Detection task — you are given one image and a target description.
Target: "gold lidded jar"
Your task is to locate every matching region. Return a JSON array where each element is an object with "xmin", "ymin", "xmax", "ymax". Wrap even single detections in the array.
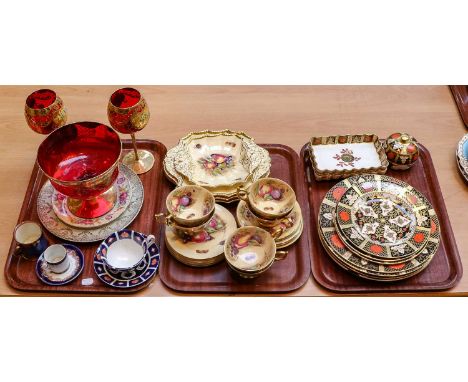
[{"xmin": 384, "ymin": 132, "xmax": 420, "ymax": 170}]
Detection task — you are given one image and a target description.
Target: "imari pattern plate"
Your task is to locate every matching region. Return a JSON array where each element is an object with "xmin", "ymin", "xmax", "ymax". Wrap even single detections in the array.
[
  {"xmin": 334, "ymin": 175, "xmax": 432, "ymax": 261},
  {"xmin": 318, "ymin": 175, "xmax": 441, "ymax": 281},
  {"xmin": 93, "ymin": 236, "xmax": 160, "ymax": 289}
]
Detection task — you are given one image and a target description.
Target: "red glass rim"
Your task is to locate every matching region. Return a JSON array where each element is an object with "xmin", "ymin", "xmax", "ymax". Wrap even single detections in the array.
[
  {"xmin": 110, "ymin": 87, "xmax": 142, "ymax": 109},
  {"xmin": 37, "ymin": 121, "xmax": 122, "ymax": 185},
  {"xmin": 26, "ymin": 89, "xmax": 57, "ymax": 109}
]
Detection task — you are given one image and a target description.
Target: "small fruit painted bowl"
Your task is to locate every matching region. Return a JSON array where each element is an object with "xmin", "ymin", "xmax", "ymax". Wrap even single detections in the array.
[
  {"xmin": 224, "ymin": 226, "xmax": 287, "ymax": 278},
  {"xmin": 156, "ymin": 185, "xmax": 215, "ymax": 228},
  {"xmin": 237, "ymin": 178, "xmax": 296, "ymax": 220}
]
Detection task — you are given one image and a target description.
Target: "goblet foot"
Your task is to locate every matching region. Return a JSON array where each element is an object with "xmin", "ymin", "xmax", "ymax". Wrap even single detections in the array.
[
  {"xmin": 66, "ymin": 184, "xmax": 118, "ymax": 219},
  {"xmin": 122, "ymin": 149, "xmax": 155, "ymax": 175}
]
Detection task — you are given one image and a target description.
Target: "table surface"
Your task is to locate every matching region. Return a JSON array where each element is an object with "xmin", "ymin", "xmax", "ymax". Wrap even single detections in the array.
[{"xmin": 1, "ymin": 85, "xmax": 466, "ymax": 296}]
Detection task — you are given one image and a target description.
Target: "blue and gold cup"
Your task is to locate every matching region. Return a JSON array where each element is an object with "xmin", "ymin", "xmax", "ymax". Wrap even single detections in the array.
[{"xmin": 14, "ymin": 221, "xmax": 48, "ymax": 259}]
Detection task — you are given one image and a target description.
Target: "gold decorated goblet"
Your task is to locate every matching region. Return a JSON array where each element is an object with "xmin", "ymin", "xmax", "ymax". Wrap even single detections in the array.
[
  {"xmin": 107, "ymin": 87, "xmax": 154, "ymax": 175},
  {"xmin": 25, "ymin": 89, "xmax": 67, "ymax": 134}
]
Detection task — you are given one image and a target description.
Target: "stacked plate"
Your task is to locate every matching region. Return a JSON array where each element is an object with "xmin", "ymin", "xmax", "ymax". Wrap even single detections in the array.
[
  {"xmin": 163, "ymin": 130, "xmax": 271, "ymax": 202},
  {"xmin": 164, "ymin": 204, "xmax": 238, "ymax": 267},
  {"xmin": 318, "ymin": 174, "xmax": 441, "ymax": 281},
  {"xmin": 236, "ymin": 200, "xmax": 303, "ymax": 249},
  {"xmin": 456, "ymin": 134, "xmax": 468, "ymax": 183}
]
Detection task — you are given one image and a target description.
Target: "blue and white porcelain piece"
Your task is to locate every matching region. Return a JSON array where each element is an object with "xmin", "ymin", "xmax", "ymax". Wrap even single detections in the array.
[
  {"xmin": 94, "ymin": 230, "xmax": 160, "ymax": 289},
  {"xmin": 36, "ymin": 244, "xmax": 84, "ymax": 286}
]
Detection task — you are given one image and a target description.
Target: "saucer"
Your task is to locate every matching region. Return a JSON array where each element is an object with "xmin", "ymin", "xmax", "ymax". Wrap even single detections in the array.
[
  {"xmin": 36, "ymin": 244, "xmax": 84, "ymax": 286},
  {"xmin": 51, "ymin": 168, "xmax": 132, "ymax": 229},
  {"xmin": 165, "ymin": 204, "xmax": 237, "ymax": 267},
  {"xmin": 93, "ymin": 236, "xmax": 160, "ymax": 289},
  {"xmin": 37, "ymin": 164, "xmax": 144, "ymax": 243},
  {"xmin": 236, "ymin": 200, "xmax": 303, "ymax": 248}
]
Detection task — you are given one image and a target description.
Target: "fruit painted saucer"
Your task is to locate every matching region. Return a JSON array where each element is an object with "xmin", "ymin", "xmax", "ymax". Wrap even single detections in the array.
[
  {"xmin": 236, "ymin": 200, "xmax": 303, "ymax": 248},
  {"xmin": 36, "ymin": 244, "xmax": 84, "ymax": 286},
  {"xmin": 52, "ymin": 167, "xmax": 132, "ymax": 229},
  {"xmin": 165, "ymin": 204, "xmax": 237, "ymax": 267},
  {"xmin": 93, "ymin": 236, "xmax": 160, "ymax": 289}
]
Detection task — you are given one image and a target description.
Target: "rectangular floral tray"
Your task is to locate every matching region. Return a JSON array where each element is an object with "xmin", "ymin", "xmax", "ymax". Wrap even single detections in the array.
[
  {"xmin": 309, "ymin": 134, "xmax": 389, "ymax": 181},
  {"xmin": 4, "ymin": 140, "xmax": 167, "ymax": 294},
  {"xmin": 301, "ymin": 142, "xmax": 463, "ymax": 293},
  {"xmin": 158, "ymin": 144, "xmax": 312, "ymax": 293}
]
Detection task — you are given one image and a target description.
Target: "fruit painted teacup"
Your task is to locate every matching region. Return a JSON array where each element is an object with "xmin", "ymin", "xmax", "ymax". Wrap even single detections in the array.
[
  {"xmin": 156, "ymin": 185, "xmax": 215, "ymax": 228},
  {"xmin": 237, "ymin": 178, "xmax": 296, "ymax": 220},
  {"xmin": 224, "ymin": 226, "xmax": 288, "ymax": 278}
]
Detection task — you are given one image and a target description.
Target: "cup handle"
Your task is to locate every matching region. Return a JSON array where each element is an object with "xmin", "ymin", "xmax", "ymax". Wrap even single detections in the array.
[
  {"xmin": 237, "ymin": 186, "xmax": 248, "ymax": 202},
  {"xmin": 274, "ymin": 251, "xmax": 288, "ymax": 261},
  {"xmin": 270, "ymin": 225, "xmax": 285, "ymax": 239},
  {"xmin": 144, "ymin": 234, "xmax": 156, "ymax": 248},
  {"xmin": 14, "ymin": 246, "xmax": 33, "ymax": 261},
  {"xmin": 154, "ymin": 213, "xmax": 174, "ymax": 226}
]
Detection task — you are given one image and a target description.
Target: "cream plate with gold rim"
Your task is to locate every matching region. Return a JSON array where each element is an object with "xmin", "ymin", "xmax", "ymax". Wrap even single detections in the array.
[
  {"xmin": 165, "ymin": 204, "xmax": 237, "ymax": 266},
  {"xmin": 163, "ymin": 130, "xmax": 271, "ymax": 202}
]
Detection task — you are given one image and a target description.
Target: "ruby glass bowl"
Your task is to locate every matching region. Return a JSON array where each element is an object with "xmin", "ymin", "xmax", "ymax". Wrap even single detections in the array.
[{"xmin": 37, "ymin": 122, "xmax": 122, "ymax": 218}]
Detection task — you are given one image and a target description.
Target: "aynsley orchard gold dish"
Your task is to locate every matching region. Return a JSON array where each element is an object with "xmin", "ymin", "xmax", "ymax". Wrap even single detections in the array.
[
  {"xmin": 163, "ymin": 130, "xmax": 271, "ymax": 202},
  {"xmin": 224, "ymin": 226, "xmax": 288, "ymax": 278},
  {"xmin": 156, "ymin": 185, "xmax": 216, "ymax": 228},
  {"xmin": 237, "ymin": 177, "xmax": 296, "ymax": 220}
]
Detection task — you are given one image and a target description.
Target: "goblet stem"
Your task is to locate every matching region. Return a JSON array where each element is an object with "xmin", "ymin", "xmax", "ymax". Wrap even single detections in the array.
[{"xmin": 131, "ymin": 133, "xmax": 140, "ymax": 160}]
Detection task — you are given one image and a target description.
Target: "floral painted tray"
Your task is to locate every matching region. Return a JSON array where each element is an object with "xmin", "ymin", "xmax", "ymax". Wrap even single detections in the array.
[{"xmin": 308, "ymin": 134, "xmax": 388, "ymax": 181}]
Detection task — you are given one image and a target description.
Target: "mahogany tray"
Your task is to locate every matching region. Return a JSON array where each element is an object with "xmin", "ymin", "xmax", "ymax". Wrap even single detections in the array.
[
  {"xmin": 159, "ymin": 144, "xmax": 312, "ymax": 293},
  {"xmin": 4, "ymin": 140, "xmax": 167, "ymax": 294},
  {"xmin": 301, "ymin": 142, "xmax": 463, "ymax": 293},
  {"xmin": 450, "ymin": 85, "xmax": 468, "ymax": 128}
]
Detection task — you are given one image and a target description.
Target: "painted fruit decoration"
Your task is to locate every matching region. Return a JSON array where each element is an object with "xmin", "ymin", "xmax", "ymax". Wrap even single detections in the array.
[
  {"xmin": 177, "ymin": 215, "xmax": 225, "ymax": 244},
  {"xmin": 230, "ymin": 232, "xmax": 263, "ymax": 256},
  {"xmin": 384, "ymin": 132, "xmax": 420, "ymax": 170},
  {"xmin": 171, "ymin": 193, "xmax": 192, "ymax": 213},
  {"xmin": 198, "ymin": 154, "xmax": 234, "ymax": 175},
  {"xmin": 258, "ymin": 183, "xmax": 283, "ymax": 201}
]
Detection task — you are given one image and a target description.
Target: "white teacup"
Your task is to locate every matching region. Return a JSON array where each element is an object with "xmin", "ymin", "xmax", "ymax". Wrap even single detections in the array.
[
  {"xmin": 99, "ymin": 230, "xmax": 156, "ymax": 273},
  {"xmin": 43, "ymin": 244, "xmax": 70, "ymax": 274}
]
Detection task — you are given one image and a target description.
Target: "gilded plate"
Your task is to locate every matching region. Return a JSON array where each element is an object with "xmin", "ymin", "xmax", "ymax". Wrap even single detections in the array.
[
  {"xmin": 51, "ymin": 167, "xmax": 132, "ymax": 229},
  {"xmin": 335, "ymin": 175, "xmax": 432, "ymax": 260},
  {"xmin": 165, "ymin": 204, "xmax": 237, "ymax": 266},
  {"xmin": 236, "ymin": 200, "xmax": 303, "ymax": 248},
  {"xmin": 163, "ymin": 130, "xmax": 270, "ymax": 201},
  {"xmin": 37, "ymin": 164, "xmax": 144, "ymax": 243},
  {"xmin": 318, "ymin": 177, "xmax": 440, "ymax": 280}
]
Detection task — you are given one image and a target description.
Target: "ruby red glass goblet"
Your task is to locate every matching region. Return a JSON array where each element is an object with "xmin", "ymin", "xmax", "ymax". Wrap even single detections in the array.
[
  {"xmin": 25, "ymin": 89, "xmax": 67, "ymax": 134},
  {"xmin": 107, "ymin": 87, "xmax": 154, "ymax": 175},
  {"xmin": 37, "ymin": 122, "xmax": 122, "ymax": 219}
]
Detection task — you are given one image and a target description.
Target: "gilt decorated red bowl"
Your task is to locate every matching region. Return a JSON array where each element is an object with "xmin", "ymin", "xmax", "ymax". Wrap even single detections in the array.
[{"xmin": 37, "ymin": 122, "xmax": 122, "ymax": 200}]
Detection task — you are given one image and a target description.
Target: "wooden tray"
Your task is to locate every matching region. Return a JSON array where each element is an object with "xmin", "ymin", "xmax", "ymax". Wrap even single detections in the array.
[
  {"xmin": 159, "ymin": 144, "xmax": 312, "ymax": 293},
  {"xmin": 4, "ymin": 140, "xmax": 167, "ymax": 294},
  {"xmin": 450, "ymin": 85, "xmax": 468, "ymax": 128},
  {"xmin": 301, "ymin": 143, "xmax": 463, "ymax": 293}
]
